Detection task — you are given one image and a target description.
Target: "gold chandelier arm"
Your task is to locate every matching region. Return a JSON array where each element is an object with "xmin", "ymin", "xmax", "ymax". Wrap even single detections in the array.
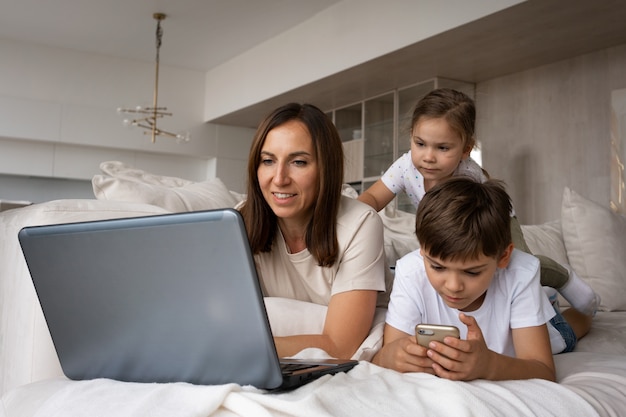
[{"xmin": 151, "ymin": 13, "xmax": 165, "ymax": 143}]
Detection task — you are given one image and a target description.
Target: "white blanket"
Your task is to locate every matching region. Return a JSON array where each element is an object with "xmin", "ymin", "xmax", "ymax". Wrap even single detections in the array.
[
  {"xmin": 1, "ymin": 362, "xmax": 600, "ymax": 417},
  {"xmin": 5, "ymin": 306, "xmax": 626, "ymax": 417}
]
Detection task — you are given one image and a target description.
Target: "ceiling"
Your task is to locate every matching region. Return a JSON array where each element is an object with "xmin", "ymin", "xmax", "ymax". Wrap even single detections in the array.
[
  {"xmin": 0, "ymin": 0, "xmax": 340, "ymax": 71},
  {"xmin": 214, "ymin": 0, "xmax": 626, "ymax": 126},
  {"xmin": 2, "ymin": 0, "xmax": 626, "ymax": 128}
]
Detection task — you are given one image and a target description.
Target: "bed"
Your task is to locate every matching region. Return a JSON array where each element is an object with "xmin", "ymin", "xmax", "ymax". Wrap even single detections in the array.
[{"xmin": 1, "ymin": 162, "xmax": 625, "ymax": 417}]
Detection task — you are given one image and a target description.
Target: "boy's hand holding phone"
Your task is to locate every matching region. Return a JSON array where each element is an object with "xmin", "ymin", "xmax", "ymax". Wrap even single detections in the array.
[
  {"xmin": 415, "ymin": 324, "xmax": 460, "ymax": 347},
  {"xmin": 423, "ymin": 314, "xmax": 497, "ymax": 381}
]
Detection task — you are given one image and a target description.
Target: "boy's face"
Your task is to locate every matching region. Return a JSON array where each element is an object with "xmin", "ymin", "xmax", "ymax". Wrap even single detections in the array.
[{"xmin": 420, "ymin": 244, "xmax": 513, "ymax": 312}]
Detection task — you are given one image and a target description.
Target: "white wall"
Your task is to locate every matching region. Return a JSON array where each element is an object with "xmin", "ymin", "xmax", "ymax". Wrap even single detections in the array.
[
  {"xmin": 203, "ymin": 0, "xmax": 524, "ymax": 121},
  {"xmin": 477, "ymin": 44, "xmax": 626, "ymax": 224},
  {"xmin": 611, "ymin": 88, "xmax": 626, "ymax": 214},
  {"xmin": 0, "ymin": 39, "xmax": 254, "ymax": 197},
  {"xmin": 0, "ymin": 174, "xmax": 93, "ymax": 204},
  {"xmin": 0, "ymin": 0, "xmax": 525, "ymax": 200}
]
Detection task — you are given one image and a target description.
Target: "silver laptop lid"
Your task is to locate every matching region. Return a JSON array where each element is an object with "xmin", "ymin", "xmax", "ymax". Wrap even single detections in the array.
[{"xmin": 19, "ymin": 208, "xmax": 284, "ymax": 388}]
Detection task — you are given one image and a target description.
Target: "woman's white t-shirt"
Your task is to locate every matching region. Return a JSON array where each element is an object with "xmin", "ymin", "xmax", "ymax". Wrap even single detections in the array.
[{"xmin": 254, "ymin": 196, "xmax": 390, "ymax": 306}]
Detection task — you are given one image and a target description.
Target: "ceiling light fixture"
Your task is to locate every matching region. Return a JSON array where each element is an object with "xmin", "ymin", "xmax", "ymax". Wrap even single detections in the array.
[{"xmin": 117, "ymin": 13, "xmax": 190, "ymax": 144}]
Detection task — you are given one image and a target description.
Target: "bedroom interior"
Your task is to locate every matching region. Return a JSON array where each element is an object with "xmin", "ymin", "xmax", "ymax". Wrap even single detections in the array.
[
  {"xmin": 1, "ymin": 0, "xmax": 626, "ymax": 416},
  {"xmin": 1, "ymin": 162, "xmax": 625, "ymax": 416},
  {"xmin": 0, "ymin": 0, "xmax": 625, "ymax": 223}
]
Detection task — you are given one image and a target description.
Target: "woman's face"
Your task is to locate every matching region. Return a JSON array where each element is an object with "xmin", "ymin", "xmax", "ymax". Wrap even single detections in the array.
[{"xmin": 257, "ymin": 119, "xmax": 320, "ymax": 226}]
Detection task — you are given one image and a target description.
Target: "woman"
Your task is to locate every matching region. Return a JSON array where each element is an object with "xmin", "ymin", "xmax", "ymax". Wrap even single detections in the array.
[{"xmin": 238, "ymin": 103, "xmax": 389, "ymax": 359}]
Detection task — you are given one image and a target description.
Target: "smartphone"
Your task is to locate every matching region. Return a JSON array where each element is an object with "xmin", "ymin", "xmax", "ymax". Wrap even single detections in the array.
[{"xmin": 415, "ymin": 324, "xmax": 460, "ymax": 347}]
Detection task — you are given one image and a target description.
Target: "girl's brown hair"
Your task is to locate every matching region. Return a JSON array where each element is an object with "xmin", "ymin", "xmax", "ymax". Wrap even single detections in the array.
[{"xmin": 410, "ymin": 88, "xmax": 476, "ymax": 151}]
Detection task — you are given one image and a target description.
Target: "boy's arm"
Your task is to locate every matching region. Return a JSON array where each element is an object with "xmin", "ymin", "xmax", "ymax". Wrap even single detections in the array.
[
  {"xmin": 502, "ymin": 324, "xmax": 556, "ymax": 380},
  {"xmin": 371, "ymin": 323, "xmax": 435, "ymax": 374},
  {"xmin": 427, "ymin": 314, "xmax": 556, "ymax": 381},
  {"xmin": 358, "ymin": 179, "xmax": 396, "ymax": 212}
]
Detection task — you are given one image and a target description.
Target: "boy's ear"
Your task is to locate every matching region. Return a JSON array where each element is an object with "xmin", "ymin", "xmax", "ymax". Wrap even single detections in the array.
[{"xmin": 497, "ymin": 243, "xmax": 515, "ymax": 268}]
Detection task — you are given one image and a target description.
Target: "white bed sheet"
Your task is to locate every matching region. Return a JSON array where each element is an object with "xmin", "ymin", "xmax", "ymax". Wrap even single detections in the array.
[
  {"xmin": 2, "ymin": 314, "xmax": 624, "ymax": 417},
  {"xmin": 0, "ymin": 361, "xmax": 604, "ymax": 417},
  {"xmin": 556, "ymin": 352, "xmax": 626, "ymax": 417}
]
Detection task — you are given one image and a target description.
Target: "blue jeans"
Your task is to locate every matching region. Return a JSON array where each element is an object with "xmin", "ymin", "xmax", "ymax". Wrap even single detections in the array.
[{"xmin": 550, "ymin": 307, "xmax": 577, "ymax": 353}]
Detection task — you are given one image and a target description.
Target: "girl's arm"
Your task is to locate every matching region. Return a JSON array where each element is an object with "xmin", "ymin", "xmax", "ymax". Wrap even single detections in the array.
[
  {"xmin": 426, "ymin": 314, "xmax": 556, "ymax": 381},
  {"xmin": 358, "ymin": 179, "xmax": 396, "ymax": 212}
]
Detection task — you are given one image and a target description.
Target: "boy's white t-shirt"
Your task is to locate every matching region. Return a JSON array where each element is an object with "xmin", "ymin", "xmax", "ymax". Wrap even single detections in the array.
[
  {"xmin": 385, "ymin": 248, "xmax": 555, "ymax": 357},
  {"xmin": 380, "ymin": 151, "xmax": 486, "ymax": 208}
]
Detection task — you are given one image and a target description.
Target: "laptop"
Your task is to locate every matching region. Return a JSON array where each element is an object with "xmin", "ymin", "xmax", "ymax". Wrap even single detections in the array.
[{"xmin": 18, "ymin": 208, "xmax": 358, "ymax": 390}]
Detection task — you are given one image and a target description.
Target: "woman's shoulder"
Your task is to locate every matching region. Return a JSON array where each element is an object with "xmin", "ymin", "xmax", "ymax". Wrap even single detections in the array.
[
  {"xmin": 339, "ymin": 194, "xmax": 378, "ymax": 215},
  {"xmin": 336, "ymin": 195, "xmax": 383, "ymax": 229}
]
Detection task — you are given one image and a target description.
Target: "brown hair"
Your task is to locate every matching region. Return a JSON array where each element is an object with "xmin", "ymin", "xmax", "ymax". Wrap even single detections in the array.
[
  {"xmin": 415, "ymin": 177, "xmax": 512, "ymax": 261},
  {"xmin": 410, "ymin": 88, "xmax": 476, "ymax": 152},
  {"xmin": 239, "ymin": 103, "xmax": 344, "ymax": 267}
]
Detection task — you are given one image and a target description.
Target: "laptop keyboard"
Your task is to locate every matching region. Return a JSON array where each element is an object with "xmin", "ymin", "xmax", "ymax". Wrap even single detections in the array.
[{"xmin": 280, "ymin": 362, "xmax": 318, "ymax": 375}]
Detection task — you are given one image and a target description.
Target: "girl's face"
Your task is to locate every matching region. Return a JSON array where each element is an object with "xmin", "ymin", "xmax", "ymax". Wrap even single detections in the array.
[
  {"xmin": 410, "ymin": 117, "xmax": 471, "ymax": 190},
  {"xmin": 257, "ymin": 119, "xmax": 319, "ymax": 227}
]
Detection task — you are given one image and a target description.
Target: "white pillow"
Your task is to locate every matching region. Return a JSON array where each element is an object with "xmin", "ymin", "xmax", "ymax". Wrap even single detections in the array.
[
  {"xmin": 521, "ymin": 220, "xmax": 569, "ymax": 267},
  {"xmin": 264, "ymin": 297, "xmax": 385, "ymax": 361},
  {"xmin": 561, "ymin": 187, "xmax": 626, "ymax": 311},
  {"xmin": 264, "ymin": 297, "xmax": 326, "ymax": 337},
  {"xmin": 378, "ymin": 205, "xmax": 419, "ymax": 268},
  {"xmin": 92, "ymin": 174, "xmax": 240, "ymax": 213},
  {"xmin": 98, "ymin": 161, "xmax": 191, "ymax": 187}
]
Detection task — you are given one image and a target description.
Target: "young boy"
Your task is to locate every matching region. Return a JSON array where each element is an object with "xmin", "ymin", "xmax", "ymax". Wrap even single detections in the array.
[{"xmin": 372, "ymin": 177, "xmax": 569, "ymax": 381}]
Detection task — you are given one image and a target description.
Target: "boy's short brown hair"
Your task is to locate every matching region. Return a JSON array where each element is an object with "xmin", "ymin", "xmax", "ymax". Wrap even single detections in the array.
[{"xmin": 415, "ymin": 177, "xmax": 512, "ymax": 261}]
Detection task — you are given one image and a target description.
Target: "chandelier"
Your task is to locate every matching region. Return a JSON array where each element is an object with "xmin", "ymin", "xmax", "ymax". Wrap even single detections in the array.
[{"xmin": 117, "ymin": 13, "xmax": 190, "ymax": 144}]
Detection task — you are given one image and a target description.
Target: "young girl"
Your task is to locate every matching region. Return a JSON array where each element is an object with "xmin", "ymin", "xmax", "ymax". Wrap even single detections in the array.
[{"xmin": 358, "ymin": 88, "xmax": 599, "ymax": 325}]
